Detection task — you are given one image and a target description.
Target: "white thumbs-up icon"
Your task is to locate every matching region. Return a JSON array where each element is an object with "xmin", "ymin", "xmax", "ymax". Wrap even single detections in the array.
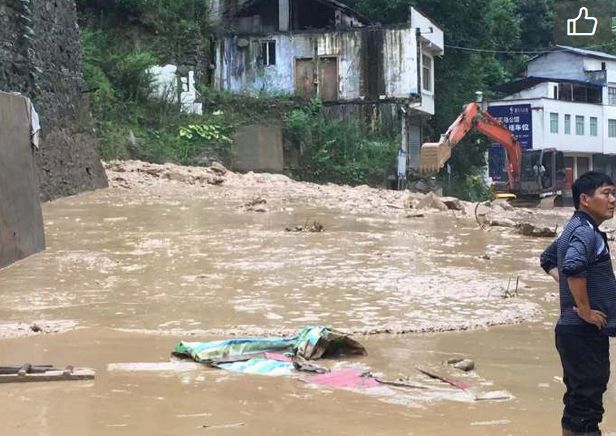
[{"xmin": 567, "ymin": 6, "xmax": 598, "ymax": 36}]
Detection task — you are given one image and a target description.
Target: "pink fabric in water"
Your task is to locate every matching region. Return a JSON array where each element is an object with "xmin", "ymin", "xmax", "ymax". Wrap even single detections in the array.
[
  {"xmin": 305, "ymin": 368, "xmax": 380, "ymax": 389},
  {"xmin": 263, "ymin": 352, "xmax": 293, "ymax": 362}
]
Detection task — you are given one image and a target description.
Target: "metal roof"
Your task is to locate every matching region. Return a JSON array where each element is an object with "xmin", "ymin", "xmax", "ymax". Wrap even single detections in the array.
[
  {"xmin": 529, "ymin": 45, "xmax": 616, "ymax": 62},
  {"xmin": 494, "ymin": 76, "xmax": 603, "ymax": 95}
]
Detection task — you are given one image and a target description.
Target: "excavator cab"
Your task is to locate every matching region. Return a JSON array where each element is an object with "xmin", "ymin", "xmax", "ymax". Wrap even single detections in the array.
[{"xmin": 518, "ymin": 149, "xmax": 566, "ymax": 196}]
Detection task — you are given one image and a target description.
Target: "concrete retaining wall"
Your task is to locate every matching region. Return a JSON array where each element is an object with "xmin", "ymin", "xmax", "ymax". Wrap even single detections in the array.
[
  {"xmin": 233, "ymin": 125, "xmax": 284, "ymax": 173},
  {"xmin": 0, "ymin": 92, "xmax": 45, "ymax": 268}
]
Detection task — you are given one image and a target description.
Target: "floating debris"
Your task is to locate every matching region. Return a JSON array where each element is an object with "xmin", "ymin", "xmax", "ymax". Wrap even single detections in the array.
[
  {"xmin": 515, "ymin": 223, "xmax": 557, "ymax": 238},
  {"xmin": 446, "ymin": 358, "xmax": 475, "ymax": 372},
  {"xmin": 243, "ymin": 197, "xmax": 268, "ymax": 213},
  {"xmin": 0, "ymin": 364, "xmax": 95, "ymax": 383},
  {"xmin": 285, "ymin": 221, "xmax": 324, "ymax": 232}
]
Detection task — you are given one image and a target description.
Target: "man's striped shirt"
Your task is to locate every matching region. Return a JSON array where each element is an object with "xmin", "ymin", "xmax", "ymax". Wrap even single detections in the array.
[{"xmin": 540, "ymin": 211, "xmax": 616, "ymax": 336}]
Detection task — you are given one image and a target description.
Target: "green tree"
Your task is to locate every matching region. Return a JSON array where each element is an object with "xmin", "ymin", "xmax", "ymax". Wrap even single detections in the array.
[{"xmin": 517, "ymin": 0, "xmax": 554, "ymax": 51}]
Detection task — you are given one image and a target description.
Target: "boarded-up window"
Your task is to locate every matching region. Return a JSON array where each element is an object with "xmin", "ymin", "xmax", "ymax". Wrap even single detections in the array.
[
  {"xmin": 260, "ymin": 41, "xmax": 276, "ymax": 66},
  {"xmin": 295, "ymin": 57, "xmax": 338, "ymax": 101},
  {"xmin": 295, "ymin": 59, "xmax": 316, "ymax": 99},
  {"xmin": 318, "ymin": 57, "xmax": 338, "ymax": 102}
]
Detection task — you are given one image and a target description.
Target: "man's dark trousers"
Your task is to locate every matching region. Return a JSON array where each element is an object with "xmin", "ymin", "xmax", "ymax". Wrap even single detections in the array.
[{"xmin": 556, "ymin": 332, "xmax": 610, "ymax": 434}]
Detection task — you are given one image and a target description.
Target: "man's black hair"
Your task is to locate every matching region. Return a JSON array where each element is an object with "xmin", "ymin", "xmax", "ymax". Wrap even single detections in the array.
[{"xmin": 572, "ymin": 171, "xmax": 614, "ymax": 210}]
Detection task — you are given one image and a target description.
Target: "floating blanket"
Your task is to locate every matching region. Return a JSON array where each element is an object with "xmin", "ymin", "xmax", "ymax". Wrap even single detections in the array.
[
  {"xmin": 174, "ymin": 326, "xmax": 366, "ymax": 365},
  {"xmin": 174, "ymin": 337, "xmax": 292, "ymax": 363}
]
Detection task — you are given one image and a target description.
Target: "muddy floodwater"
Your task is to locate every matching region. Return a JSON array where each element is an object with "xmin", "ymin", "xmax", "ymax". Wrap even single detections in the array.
[{"xmin": 2, "ymin": 162, "xmax": 616, "ymax": 435}]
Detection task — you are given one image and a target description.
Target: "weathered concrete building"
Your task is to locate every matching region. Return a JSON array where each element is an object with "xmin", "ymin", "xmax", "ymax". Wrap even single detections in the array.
[
  {"xmin": 0, "ymin": 0, "xmax": 108, "ymax": 201},
  {"xmin": 211, "ymin": 0, "xmax": 444, "ymax": 175}
]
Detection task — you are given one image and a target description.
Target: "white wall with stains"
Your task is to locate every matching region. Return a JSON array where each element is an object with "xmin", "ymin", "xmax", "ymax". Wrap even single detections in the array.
[{"xmin": 214, "ymin": 26, "xmax": 430, "ymax": 111}]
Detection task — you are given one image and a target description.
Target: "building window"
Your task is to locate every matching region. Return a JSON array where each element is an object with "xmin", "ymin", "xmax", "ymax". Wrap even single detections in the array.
[
  {"xmin": 260, "ymin": 41, "xmax": 276, "ymax": 66},
  {"xmin": 564, "ymin": 114, "xmax": 571, "ymax": 134},
  {"xmin": 553, "ymin": 86, "xmax": 558, "ymax": 99},
  {"xmin": 609, "ymin": 87, "xmax": 616, "ymax": 105},
  {"xmin": 422, "ymin": 54, "xmax": 432, "ymax": 92},
  {"xmin": 609, "ymin": 119, "xmax": 616, "ymax": 137},
  {"xmin": 590, "ymin": 117, "xmax": 598, "ymax": 136},
  {"xmin": 576, "ymin": 115, "xmax": 584, "ymax": 135},
  {"xmin": 550, "ymin": 113, "xmax": 559, "ymax": 133}
]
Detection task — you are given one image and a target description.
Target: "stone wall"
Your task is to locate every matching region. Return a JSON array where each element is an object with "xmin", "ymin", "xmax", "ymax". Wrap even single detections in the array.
[{"xmin": 0, "ymin": 0, "xmax": 108, "ymax": 201}]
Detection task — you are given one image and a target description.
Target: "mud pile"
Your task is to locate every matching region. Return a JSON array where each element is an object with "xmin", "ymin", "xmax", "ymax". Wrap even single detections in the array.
[
  {"xmin": 104, "ymin": 160, "xmax": 587, "ymax": 236},
  {"xmin": 104, "ymin": 160, "xmax": 476, "ymax": 218}
]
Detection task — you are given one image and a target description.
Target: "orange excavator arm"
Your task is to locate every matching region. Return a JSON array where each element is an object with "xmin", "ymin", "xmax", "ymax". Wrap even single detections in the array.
[{"xmin": 420, "ymin": 102, "xmax": 522, "ymax": 189}]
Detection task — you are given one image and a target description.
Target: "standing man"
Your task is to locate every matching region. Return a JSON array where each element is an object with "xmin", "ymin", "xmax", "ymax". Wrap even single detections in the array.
[{"xmin": 541, "ymin": 171, "xmax": 616, "ymax": 436}]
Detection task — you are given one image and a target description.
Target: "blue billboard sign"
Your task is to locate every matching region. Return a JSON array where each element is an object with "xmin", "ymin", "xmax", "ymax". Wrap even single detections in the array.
[
  {"xmin": 487, "ymin": 104, "xmax": 533, "ymax": 181},
  {"xmin": 487, "ymin": 104, "xmax": 533, "ymax": 149}
]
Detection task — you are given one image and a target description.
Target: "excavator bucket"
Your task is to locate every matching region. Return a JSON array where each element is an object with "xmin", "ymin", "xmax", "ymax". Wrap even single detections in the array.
[{"xmin": 419, "ymin": 141, "xmax": 452, "ymax": 173}]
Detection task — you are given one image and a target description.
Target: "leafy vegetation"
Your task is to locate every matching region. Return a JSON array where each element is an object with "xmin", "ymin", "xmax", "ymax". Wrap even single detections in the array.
[{"xmin": 285, "ymin": 100, "xmax": 399, "ymax": 186}]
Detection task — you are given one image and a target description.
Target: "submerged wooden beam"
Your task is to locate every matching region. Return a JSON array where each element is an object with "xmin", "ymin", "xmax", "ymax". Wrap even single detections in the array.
[{"xmin": 0, "ymin": 365, "xmax": 95, "ymax": 383}]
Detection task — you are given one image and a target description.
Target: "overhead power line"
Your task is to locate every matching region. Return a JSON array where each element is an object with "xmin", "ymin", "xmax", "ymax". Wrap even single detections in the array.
[{"xmin": 444, "ymin": 41, "xmax": 616, "ymax": 55}]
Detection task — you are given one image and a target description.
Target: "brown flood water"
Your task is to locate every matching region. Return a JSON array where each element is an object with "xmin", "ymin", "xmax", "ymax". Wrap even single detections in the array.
[{"xmin": 1, "ymin": 176, "xmax": 616, "ymax": 435}]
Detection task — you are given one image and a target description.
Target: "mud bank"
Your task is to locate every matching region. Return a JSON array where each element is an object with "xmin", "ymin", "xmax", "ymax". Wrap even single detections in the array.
[{"xmin": 104, "ymin": 160, "xmax": 583, "ymax": 231}]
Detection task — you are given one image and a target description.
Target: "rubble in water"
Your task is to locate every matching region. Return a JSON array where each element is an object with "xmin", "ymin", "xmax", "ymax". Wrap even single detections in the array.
[
  {"xmin": 243, "ymin": 196, "xmax": 268, "ymax": 212},
  {"xmin": 285, "ymin": 221, "xmax": 325, "ymax": 233},
  {"xmin": 0, "ymin": 320, "xmax": 78, "ymax": 339}
]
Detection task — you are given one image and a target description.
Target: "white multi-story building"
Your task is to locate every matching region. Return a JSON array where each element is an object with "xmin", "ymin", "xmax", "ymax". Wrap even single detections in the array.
[{"xmin": 487, "ymin": 45, "xmax": 616, "ymax": 181}]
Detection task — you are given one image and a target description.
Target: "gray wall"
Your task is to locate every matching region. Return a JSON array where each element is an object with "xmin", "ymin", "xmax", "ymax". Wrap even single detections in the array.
[
  {"xmin": 0, "ymin": 92, "xmax": 45, "ymax": 268},
  {"xmin": 527, "ymin": 52, "xmax": 586, "ymax": 81},
  {"xmin": 233, "ymin": 124, "xmax": 284, "ymax": 172}
]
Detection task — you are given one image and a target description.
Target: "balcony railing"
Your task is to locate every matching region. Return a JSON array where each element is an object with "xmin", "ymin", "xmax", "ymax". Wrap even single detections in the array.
[{"xmin": 585, "ymin": 70, "xmax": 607, "ymax": 83}]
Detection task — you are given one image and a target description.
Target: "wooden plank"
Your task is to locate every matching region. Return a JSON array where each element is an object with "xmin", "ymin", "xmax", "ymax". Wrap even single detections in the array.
[
  {"xmin": 319, "ymin": 57, "xmax": 338, "ymax": 102},
  {"xmin": 0, "ymin": 367, "xmax": 95, "ymax": 383},
  {"xmin": 295, "ymin": 58, "xmax": 316, "ymax": 99}
]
